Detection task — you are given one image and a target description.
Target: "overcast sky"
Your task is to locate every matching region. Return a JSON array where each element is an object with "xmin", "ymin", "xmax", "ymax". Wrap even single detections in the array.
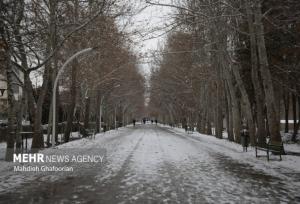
[{"xmin": 128, "ymin": 1, "xmax": 174, "ymax": 78}]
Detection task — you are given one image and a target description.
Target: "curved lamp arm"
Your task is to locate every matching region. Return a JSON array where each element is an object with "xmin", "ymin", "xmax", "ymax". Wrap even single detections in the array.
[{"xmin": 52, "ymin": 47, "xmax": 94, "ymax": 147}]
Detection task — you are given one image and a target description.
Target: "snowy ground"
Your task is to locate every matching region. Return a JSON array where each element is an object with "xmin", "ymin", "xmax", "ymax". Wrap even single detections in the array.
[
  {"xmin": 0, "ymin": 124, "xmax": 299, "ymax": 203},
  {"xmin": 0, "ymin": 132, "xmax": 80, "ymax": 160}
]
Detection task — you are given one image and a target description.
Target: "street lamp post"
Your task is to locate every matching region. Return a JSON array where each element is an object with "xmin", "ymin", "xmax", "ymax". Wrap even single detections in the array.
[
  {"xmin": 114, "ymin": 105, "xmax": 117, "ymax": 130},
  {"xmin": 99, "ymin": 95, "xmax": 104, "ymax": 133},
  {"xmin": 82, "ymin": 82, "xmax": 120, "ymax": 135},
  {"xmin": 98, "ymin": 84, "xmax": 120, "ymax": 133},
  {"xmin": 52, "ymin": 48, "xmax": 94, "ymax": 147}
]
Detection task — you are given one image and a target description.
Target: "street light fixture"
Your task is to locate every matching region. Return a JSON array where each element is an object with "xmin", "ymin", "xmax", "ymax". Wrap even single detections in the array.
[{"xmin": 52, "ymin": 47, "xmax": 95, "ymax": 147}]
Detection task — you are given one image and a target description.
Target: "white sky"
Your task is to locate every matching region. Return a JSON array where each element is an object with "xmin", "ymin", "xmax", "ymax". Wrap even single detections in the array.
[{"xmin": 127, "ymin": 1, "xmax": 174, "ymax": 78}]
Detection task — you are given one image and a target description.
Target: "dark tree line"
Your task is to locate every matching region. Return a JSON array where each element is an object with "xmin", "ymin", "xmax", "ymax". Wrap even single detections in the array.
[
  {"xmin": 148, "ymin": 0, "xmax": 300, "ymax": 145},
  {"xmin": 0, "ymin": 0, "xmax": 145, "ymax": 161}
]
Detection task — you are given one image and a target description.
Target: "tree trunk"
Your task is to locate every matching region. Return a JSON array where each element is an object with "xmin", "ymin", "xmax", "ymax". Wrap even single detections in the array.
[
  {"xmin": 64, "ymin": 0, "xmax": 79, "ymax": 142},
  {"xmin": 206, "ymin": 84, "xmax": 213, "ymax": 135},
  {"xmin": 292, "ymin": 97, "xmax": 300, "ymax": 141},
  {"xmin": 7, "ymin": 1, "xmax": 27, "ymax": 154},
  {"xmin": 24, "ymin": 73, "xmax": 35, "ymax": 124},
  {"xmin": 83, "ymin": 97, "xmax": 91, "ymax": 136},
  {"xmin": 215, "ymin": 82, "xmax": 223, "ymax": 139},
  {"xmin": 15, "ymin": 95, "xmax": 25, "ymax": 154},
  {"xmin": 96, "ymin": 91, "xmax": 101, "ymax": 133},
  {"xmin": 283, "ymin": 92, "xmax": 290, "ymax": 133},
  {"xmin": 46, "ymin": 100, "xmax": 53, "ymax": 146},
  {"xmin": 231, "ymin": 63, "xmax": 256, "ymax": 146},
  {"xmin": 200, "ymin": 109, "xmax": 207, "ymax": 133},
  {"xmin": 291, "ymin": 95, "xmax": 299, "ymax": 141},
  {"xmin": 224, "ymin": 67, "xmax": 241, "ymax": 142},
  {"xmin": 225, "ymin": 88, "xmax": 234, "ymax": 141},
  {"xmin": 254, "ymin": 1, "xmax": 281, "ymax": 142},
  {"xmin": 292, "ymin": 93, "xmax": 297, "ymax": 136},
  {"xmin": 64, "ymin": 59, "xmax": 78, "ymax": 142},
  {"xmin": 5, "ymin": 51, "xmax": 16, "ymax": 161},
  {"xmin": 31, "ymin": 104, "xmax": 44, "ymax": 149},
  {"xmin": 244, "ymin": 0, "xmax": 267, "ymax": 145},
  {"xmin": 46, "ymin": 0, "xmax": 58, "ymax": 145},
  {"xmin": 31, "ymin": 49, "xmax": 51, "ymax": 150},
  {"xmin": 197, "ymin": 112, "xmax": 202, "ymax": 133}
]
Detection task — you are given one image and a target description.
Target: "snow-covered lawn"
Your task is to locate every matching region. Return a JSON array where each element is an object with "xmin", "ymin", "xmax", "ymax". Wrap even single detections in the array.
[
  {"xmin": 0, "ymin": 128, "xmax": 125, "ymax": 194},
  {"xmin": 0, "ymin": 132, "xmax": 81, "ymax": 159},
  {"xmin": 162, "ymin": 124, "xmax": 300, "ymax": 175}
]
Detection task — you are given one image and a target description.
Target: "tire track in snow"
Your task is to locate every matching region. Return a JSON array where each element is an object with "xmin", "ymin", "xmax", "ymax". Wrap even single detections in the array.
[
  {"xmin": 152, "ymin": 127, "xmax": 188, "ymax": 203},
  {"xmin": 94, "ymin": 127, "xmax": 145, "ymax": 203}
]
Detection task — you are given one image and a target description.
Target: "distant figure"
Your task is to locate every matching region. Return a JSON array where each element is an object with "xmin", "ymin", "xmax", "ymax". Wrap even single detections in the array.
[
  {"xmin": 155, "ymin": 119, "xmax": 158, "ymax": 125},
  {"xmin": 143, "ymin": 118, "xmax": 146, "ymax": 124},
  {"xmin": 240, "ymin": 124, "xmax": 249, "ymax": 152},
  {"xmin": 184, "ymin": 125, "xmax": 188, "ymax": 132},
  {"xmin": 151, "ymin": 120, "xmax": 153, "ymax": 124},
  {"xmin": 133, "ymin": 119, "xmax": 136, "ymax": 126}
]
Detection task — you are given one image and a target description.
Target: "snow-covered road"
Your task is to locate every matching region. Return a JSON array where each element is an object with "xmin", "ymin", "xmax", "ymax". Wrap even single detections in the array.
[{"xmin": 1, "ymin": 124, "xmax": 299, "ymax": 203}]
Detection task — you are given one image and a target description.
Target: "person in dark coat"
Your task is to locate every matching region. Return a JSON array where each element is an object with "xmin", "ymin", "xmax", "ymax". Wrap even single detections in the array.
[
  {"xmin": 133, "ymin": 119, "xmax": 136, "ymax": 126},
  {"xmin": 240, "ymin": 123, "xmax": 249, "ymax": 152}
]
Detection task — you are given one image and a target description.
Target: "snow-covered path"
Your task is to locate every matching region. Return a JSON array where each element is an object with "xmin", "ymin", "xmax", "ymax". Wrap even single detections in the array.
[{"xmin": 1, "ymin": 125, "xmax": 299, "ymax": 203}]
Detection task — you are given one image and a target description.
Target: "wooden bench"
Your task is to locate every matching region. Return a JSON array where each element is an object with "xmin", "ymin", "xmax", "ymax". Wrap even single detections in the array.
[
  {"xmin": 85, "ymin": 129, "xmax": 95, "ymax": 139},
  {"xmin": 79, "ymin": 126, "xmax": 95, "ymax": 138},
  {"xmin": 255, "ymin": 141, "xmax": 285, "ymax": 161},
  {"xmin": 187, "ymin": 126, "xmax": 194, "ymax": 134}
]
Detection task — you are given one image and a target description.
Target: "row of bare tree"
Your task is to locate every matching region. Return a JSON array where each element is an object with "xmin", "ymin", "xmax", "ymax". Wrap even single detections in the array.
[
  {"xmin": 0, "ymin": 0, "xmax": 145, "ymax": 161},
  {"xmin": 148, "ymin": 0, "xmax": 300, "ymax": 145}
]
